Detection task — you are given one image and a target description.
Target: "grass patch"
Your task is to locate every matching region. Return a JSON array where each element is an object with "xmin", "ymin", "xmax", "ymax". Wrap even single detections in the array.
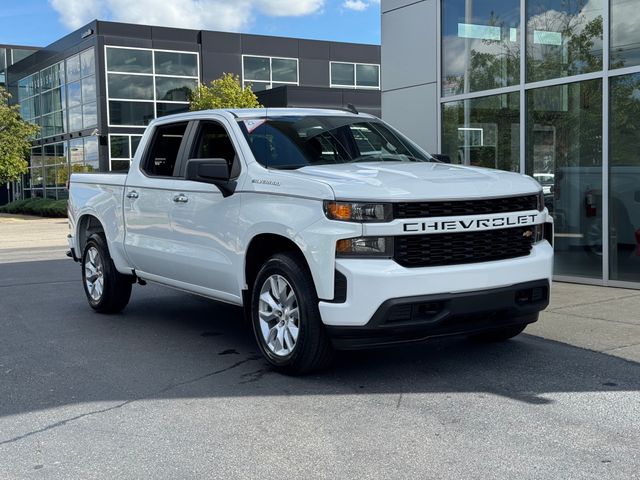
[{"xmin": 0, "ymin": 198, "xmax": 68, "ymax": 218}]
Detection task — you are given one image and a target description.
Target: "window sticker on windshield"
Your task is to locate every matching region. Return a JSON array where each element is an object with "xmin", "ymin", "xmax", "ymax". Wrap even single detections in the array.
[{"xmin": 244, "ymin": 119, "xmax": 266, "ymax": 133}]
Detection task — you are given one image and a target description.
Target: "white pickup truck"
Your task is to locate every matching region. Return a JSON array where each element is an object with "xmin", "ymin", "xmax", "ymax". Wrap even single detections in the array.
[{"xmin": 68, "ymin": 108, "xmax": 554, "ymax": 373}]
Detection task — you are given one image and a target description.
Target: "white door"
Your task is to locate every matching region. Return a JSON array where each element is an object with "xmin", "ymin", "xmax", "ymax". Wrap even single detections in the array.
[
  {"xmin": 123, "ymin": 120, "xmax": 192, "ymax": 280},
  {"xmin": 168, "ymin": 119, "xmax": 243, "ymax": 300}
]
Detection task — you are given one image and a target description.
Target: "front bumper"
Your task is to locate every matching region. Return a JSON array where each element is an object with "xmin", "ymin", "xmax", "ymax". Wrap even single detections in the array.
[
  {"xmin": 318, "ymin": 241, "xmax": 554, "ymax": 327},
  {"xmin": 327, "ymin": 279, "xmax": 548, "ymax": 349}
]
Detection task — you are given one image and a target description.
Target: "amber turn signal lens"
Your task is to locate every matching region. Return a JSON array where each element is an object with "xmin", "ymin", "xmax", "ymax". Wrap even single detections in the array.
[
  {"xmin": 326, "ymin": 202, "xmax": 352, "ymax": 221},
  {"xmin": 336, "ymin": 239, "xmax": 353, "ymax": 253}
]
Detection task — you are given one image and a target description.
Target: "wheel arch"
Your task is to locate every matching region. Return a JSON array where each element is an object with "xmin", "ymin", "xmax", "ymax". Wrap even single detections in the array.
[{"xmin": 244, "ymin": 234, "xmax": 310, "ymax": 297}]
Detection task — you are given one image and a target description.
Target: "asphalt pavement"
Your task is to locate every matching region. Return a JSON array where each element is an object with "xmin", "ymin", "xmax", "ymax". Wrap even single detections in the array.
[{"xmin": 0, "ymin": 216, "xmax": 639, "ymax": 479}]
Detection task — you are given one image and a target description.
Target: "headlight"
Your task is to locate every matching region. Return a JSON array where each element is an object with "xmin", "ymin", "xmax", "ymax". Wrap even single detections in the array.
[
  {"xmin": 537, "ymin": 190, "xmax": 545, "ymax": 212},
  {"xmin": 336, "ymin": 236, "xmax": 394, "ymax": 257},
  {"xmin": 324, "ymin": 201, "xmax": 393, "ymax": 223}
]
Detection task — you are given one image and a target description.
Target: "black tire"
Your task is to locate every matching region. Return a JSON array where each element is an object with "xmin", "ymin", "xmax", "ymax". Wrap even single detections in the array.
[
  {"xmin": 250, "ymin": 252, "xmax": 334, "ymax": 375},
  {"xmin": 81, "ymin": 233, "xmax": 133, "ymax": 314}
]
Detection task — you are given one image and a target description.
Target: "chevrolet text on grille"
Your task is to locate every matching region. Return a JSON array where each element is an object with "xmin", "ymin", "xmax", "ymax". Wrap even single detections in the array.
[{"xmin": 403, "ymin": 214, "xmax": 539, "ymax": 233}]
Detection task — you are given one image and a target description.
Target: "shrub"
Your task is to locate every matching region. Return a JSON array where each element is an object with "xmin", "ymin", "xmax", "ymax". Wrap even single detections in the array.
[{"xmin": 0, "ymin": 198, "xmax": 68, "ymax": 218}]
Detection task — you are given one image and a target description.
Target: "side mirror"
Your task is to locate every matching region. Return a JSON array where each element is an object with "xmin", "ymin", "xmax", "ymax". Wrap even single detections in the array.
[
  {"xmin": 185, "ymin": 158, "xmax": 236, "ymax": 197},
  {"xmin": 431, "ymin": 154, "xmax": 451, "ymax": 164}
]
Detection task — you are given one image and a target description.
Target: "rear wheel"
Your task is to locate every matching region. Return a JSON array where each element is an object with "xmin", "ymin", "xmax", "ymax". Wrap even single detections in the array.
[
  {"xmin": 82, "ymin": 233, "xmax": 133, "ymax": 314},
  {"xmin": 251, "ymin": 252, "xmax": 334, "ymax": 375}
]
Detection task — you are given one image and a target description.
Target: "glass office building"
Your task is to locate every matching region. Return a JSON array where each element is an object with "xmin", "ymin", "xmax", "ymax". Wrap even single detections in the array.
[
  {"xmin": 6, "ymin": 20, "xmax": 380, "ymax": 203},
  {"xmin": 382, "ymin": 0, "xmax": 640, "ymax": 287}
]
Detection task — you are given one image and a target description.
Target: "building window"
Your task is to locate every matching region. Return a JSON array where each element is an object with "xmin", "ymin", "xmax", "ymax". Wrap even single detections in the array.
[
  {"xmin": 526, "ymin": 0, "xmax": 603, "ymax": 82},
  {"xmin": 330, "ymin": 62, "xmax": 380, "ymax": 89},
  {"xmin": 242, "ymin": 55, "xmax": 299, "ymax": 91},
  {"xmin": 441, "ymin": 0, "xmax": 520, "ymax": 96},
  {"xmin": 17, "ymin": 47, "xmax": 96, "ymax": 139},
  {"xmin": 106, "ymin": 47, "xmax": 199, "ymax": 127},
  {"xmin": 609, "ymin": 73, "xmax": 640, "ymax": 283},
  {"xmin": 526, "ymin": 79, "xmax": 603, "ymax": 279},
  {"xmin": 611, "ymin": 0, "xmax": 640, "ymax": 69},
  {"xmin": 442, "ymin": 92, "xmax": 520, "ymax": 171},
  {"xmin": 109, "ymin": 134, "xmax": 144, "ymax": 171}
]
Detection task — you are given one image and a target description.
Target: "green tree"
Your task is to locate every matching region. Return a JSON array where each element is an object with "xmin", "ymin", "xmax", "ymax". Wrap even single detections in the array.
[
  {"xmin": 0, "ymin": 87, "xmax": 39, "ymax": 183},
  {"xmin": 190, "ymin": 73, "xmax": 261, "ymax": 111}
]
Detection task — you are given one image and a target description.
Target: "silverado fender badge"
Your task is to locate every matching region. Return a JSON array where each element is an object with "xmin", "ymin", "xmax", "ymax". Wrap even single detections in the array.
[{"xmin": 252, "ymin": 179, "xmax": 281, "ymax": 187}]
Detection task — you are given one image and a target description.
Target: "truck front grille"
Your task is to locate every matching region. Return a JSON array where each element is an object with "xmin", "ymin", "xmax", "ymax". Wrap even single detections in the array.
[
  {"xmin": 394, "ymin": 226, "xmax": 535, "ymax": 268},
  {"xmin": 394, "ymin": 195, "xmax": 538, "ymax": 219}
]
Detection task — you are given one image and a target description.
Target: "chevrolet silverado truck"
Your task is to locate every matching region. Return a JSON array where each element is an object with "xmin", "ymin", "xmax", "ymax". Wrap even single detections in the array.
[{"xmin": 67, "ymin": 108, "xmax": 554, "ymax": 374}]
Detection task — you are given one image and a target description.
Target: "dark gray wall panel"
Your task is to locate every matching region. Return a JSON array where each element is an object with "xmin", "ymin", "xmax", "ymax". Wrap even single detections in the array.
[
  {"xmin": 299, "ymin": 59, "xmax": 330, "ymax": 87},
  {"xmin": 241, "ymin": 35, "xmax": 298, "ymax": 58},
  {"xmin": 299, "ymin": 39, "xmax": 330, "ymax": 60},
  {"xmin": 97, "ymin": 21, "xmax": 152, "ymax": 39},
  {"xmin": 150, "ymin": 40, "xmax": 199, "ymax": 52},
  {"xmin": 330, "ymin": 42, "xmax": 380, "ymax": 63},
  {"xmin": 151, "ymin": 26, "xmax": 199, "ymax": 43},
  {"xmin": 102, "ymin": 37, "xmax": 153, "ymax": 50},
  {"xmin": 201, "ymin": 52, "xmax": 242, "ymax": 82},
  {"xmin": 201, "ymin": 31, "xmax": 241, "ymax": 53}
]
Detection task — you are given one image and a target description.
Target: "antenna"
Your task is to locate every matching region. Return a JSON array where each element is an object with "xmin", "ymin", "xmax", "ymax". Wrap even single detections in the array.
[{"xmin": 345, "ymin": 103, "xmax": 359, "ymax": 115}]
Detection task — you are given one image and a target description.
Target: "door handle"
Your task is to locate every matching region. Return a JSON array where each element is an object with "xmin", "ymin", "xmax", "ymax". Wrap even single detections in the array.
[
  {"xmin": 173, "ymin": 194, "xmax": 189, "ymax": 203},
  {"xmin": 126, "ymin": 191, "xmax": 139, "ymax": 199}
]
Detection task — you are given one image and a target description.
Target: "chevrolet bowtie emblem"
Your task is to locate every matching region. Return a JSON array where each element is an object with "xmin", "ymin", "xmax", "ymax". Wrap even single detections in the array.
[{"xmin": 523, "ymin": 230, "xmax": 533, "ymax": 238}]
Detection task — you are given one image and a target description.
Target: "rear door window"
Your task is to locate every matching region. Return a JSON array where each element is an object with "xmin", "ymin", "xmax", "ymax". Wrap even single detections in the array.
[{"xmin": 142, "ymin": 122, "xmax": 188, "ymax": 177}]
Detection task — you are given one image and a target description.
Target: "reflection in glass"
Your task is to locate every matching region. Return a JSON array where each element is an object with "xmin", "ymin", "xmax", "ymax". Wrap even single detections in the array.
[
  {"xmin": 244, "ymin": 56, "xmax": 270, "ymax": 81},
  {"xmin": 356, "ymin": 64, "xmax": 379, "ymax": 87},
  {"xmin": 80, "ymin": 48, "xmax": 95, "ymax": 78},
  {"xmin": 331, "ymin": 63, "xmax": 355, "ymax": 86},
  {"xmin": 611, "ymin": 0, "xmax": 640, "ymax": 68},
  {"xmin": 131, "ymin": 136, "xmax": 142, "ymax": 156},
  {"xmin": 157, "ymin": 102, "xmax": 189, "ymax": 117},
  {"xmin": 12, "ymin": 49, "xmax": 34, "ymax": 63},
  {"xmin": 526, "ymin": 0, "xmax": 603, "ymax": 82},
  {"xmin": 442, "ymin": 92, "xmax": 520, "ymax": 171},
  {"xmin": 109, "ymin": 101, "xmax": 154, "ymax": 126},
  {"xmin": 155, "ymin": 77, "xmax": 197, "ymax": 101},
  {"xmin": 68, "ymin": 105, "xmax": 83, "ymax": 132},
  {"xmin": 82, "ymin": 102, "xmax": 97, "ymax": 128},
  {"xmin": 67, "ymin": 81, "xmax": 82, "ymax": 107},
  {"xmin": 106, "ymin": 48, "xmax": 153, "ymax": 74},
  {"xmin": 111, "ymin": 160, "xmax": 131, "ymax": 172},
  {"xmin": 442, "ymin": 0, "xmax": 519, "ymax": 96},
  {"xmin": 526, "ymin": 80, "xmax": 602, "ymax": 278},
  {"xmin": 271, "ymin": 58, "xmax": 297, "ymax": 83},
  {"xmin": 609, "ymin": 73, "xmax": 640, "ymax": 282},
  {"xmin": 82, "ymin": 75, "xmax": 96, "ymax": 102},
  {"xmin": 110, "ymin": 136, "xmax": 130, "ymax": 159},
  {"xmin": 154, "ymin": 51, "xmax": 198, "ymax": 76},
  {"xmin": 84, "ymin": 137, "xmax": 99, "ymax": 170},
  {"xmin": 66, "ymin": 54, "xmax": 81, "ymax": 83},
  {"xmin": 108, "ymin": 74, "xmax": 154, "ymax": 100},
  {"xmin": 244, "ymin": 81, "xmax": 268, "ymax": 92}
]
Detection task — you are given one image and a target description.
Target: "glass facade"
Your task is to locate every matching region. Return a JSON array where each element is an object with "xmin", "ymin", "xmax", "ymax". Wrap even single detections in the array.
[
  {"xmin": 330, "ymin": 62, "xmax": 380, "ymax": 89},
  {"xmin": 0, "ymin": 47, "xmax": 36, "ymax": 86},
  {"xmin": 442, "ymin": 0, "xmax": 520, "ymax": 96},
  {"xmin": 106, "ymin": 47, "xmax": 198, "ymax": 127},
  {"xmin": 18, "ymin": 47, "xmax": 96, "ymax": 138},
  {"xmin": 109, "ymin": 134, "xmax": 144, "ymax": 171},
  {"xmin": 438, "ymin": 0, "xmax": 640, "ymax": 287},
  {"xmin": 242, "ymin": 55, "xmax": 299, "ymax": 91}
]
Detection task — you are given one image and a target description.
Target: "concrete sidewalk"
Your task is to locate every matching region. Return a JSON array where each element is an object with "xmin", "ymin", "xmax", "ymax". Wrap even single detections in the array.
[
  {"xmin": 0, "ymin": 213, "xmax": 638, "ymax": 364},
  {"xmin": 0, "ymin": 214, "xmax": 69, "ymax": 263}
]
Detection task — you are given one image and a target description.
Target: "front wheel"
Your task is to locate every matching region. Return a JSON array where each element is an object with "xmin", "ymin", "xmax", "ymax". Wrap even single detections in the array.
[
  {"xmin": 82, "ymin": 233, "xmax": 133, "ymax": 314},
  {"xmin": 251, "ymin": 252, "xmax": 334, "ymax": 375}
]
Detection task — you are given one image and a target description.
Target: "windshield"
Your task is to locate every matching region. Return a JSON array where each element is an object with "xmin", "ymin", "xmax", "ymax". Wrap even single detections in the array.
[{"xmin": 237, "ymin": 115, "xmax": 432, "ymax": 169}]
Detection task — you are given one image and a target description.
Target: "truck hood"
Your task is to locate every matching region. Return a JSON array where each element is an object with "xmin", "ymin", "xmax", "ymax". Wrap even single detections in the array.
[{"xmin": 293, "ymin": 162, "xmax": 541, "ymax": 201}]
